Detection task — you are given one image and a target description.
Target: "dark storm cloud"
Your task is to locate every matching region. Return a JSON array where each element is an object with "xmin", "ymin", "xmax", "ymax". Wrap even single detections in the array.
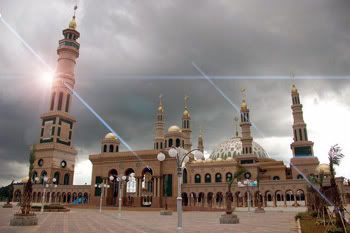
[{"xmin": 1, "ymin": 0, "xmax": 350, "ymax": 186}]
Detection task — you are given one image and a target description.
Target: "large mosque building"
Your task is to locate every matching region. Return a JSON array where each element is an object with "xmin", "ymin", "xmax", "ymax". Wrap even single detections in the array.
[{"xmin": 12, "ymin": 11, "xmax": 350, "ymax": 210}]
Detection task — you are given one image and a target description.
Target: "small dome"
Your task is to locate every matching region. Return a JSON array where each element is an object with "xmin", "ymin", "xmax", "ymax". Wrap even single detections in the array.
[
  {"xmin": 21, "ymin": 176, "xmax": 29, "ymax": 183},
  {"xmin": 210, "ymin": 137, "xmax": 268, "ymax": 160},
  {"xmin": 104, "ymin": 133, "xmax": 117, "ymax": 140},
  {"xmin": 69, "ymin": 16, "xmax": 77, "ymax": 30},
  {"xmin": 291, "ymin": 84, "xmax": 298, "ymax": 94},
  {"xmin": 168, "ymin": 125, "xmax": 181, "ymax": 133},
  {"xmin": 158, "ymin": 106, "xmax": 164, "ymax": 112},
  {"xmin": 183, "ymin": 109, "xmax": 190, "ymax": 117},
  {"xmin": 316, "ymin": 163, "xmax": 330, "ymax": 175}
]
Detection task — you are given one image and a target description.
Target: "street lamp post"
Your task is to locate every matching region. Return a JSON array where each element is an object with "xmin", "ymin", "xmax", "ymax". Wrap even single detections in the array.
[
  {"xmin": 157, "ymin": 146, "xmax": 204, "ymax": 233},
  {"xmin": 35, "ymin": 176, "xmax": 56, "ymax": 213},
  {"xmin": 109, "ymin": 175, "xmax": 126, "ymax": 218},
  {"xmin": 94, "ymin": 180, "xmax": 110, "ymax": 213}
]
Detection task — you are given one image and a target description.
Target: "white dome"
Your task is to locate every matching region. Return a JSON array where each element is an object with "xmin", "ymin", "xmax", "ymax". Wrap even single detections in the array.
[
  {"xmin": 210, "ymin": 137, "xmax": 268, "ymax": 160},
  {"xmin": 104, "ymin": 133, "xmax": 117, "ymax": 140}
]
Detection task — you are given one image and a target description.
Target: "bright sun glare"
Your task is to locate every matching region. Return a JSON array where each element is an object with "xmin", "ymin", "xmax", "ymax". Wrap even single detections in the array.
[{"xmin": 41, "ymin": 71, "xmax": 54, "ymax": 87}]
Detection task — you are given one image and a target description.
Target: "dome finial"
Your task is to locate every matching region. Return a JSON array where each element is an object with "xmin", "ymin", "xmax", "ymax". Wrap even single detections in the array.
[
  {"xmin": 183, "ymin": 95, "xmax": 190, "ymax": 117},
  {"xmin": 184, "ymin": 95, "xmax": 189, "ymax": 110},
  {"xmin": 158, "ymin": 94, "xmax": 164, "ymax": 112},
  {"xmin": 234, "ymin": 116, "xmax": 239, "ymax": 137},
  {"xmin": 69, "ymin": 5, "xmax": 78, "ymax": 30},
  {"xmin": 240, "ymin": 88, "xmax": 247, "ymax": 109},
  {"xmin": 291, "ymin": 72, "xmax": 298, "ymax": 94}
]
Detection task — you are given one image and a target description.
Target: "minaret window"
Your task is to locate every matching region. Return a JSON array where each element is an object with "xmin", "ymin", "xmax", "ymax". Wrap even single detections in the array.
[
  {"xmin": 176, "ymin": 138, "xmax": 181, "ymax": 147},
  {"xmin": 304, "ymin": 128, "xmax": 308, "ymax": 141},
  {"xmin": 299, "ymin": 129, "xmax": 303, "ymax": 141},
  {"xmin": 109, "ymin": 145, "xmax": 114, "ymax": 152},
  {"xmin": 50, "ymin": 92, "xmax": 55, "ymax": 110},
  {"xmin": 116, "ymin": 146, "xmax": 119, "ymax": 152},
  {"xmin": 103, "ymin": 145, "xmax": 107, "ymax": 152},
  {"xmin": 294, "ymin": 129, "xmax": 297, "ymax": 141},
  {"xmin": 65, "ymin": 94, "xmax": 70, "ymax": 112},
  {"xmin": 160, "ymin": 142, "xmax": 163, "ymax": 149},
  {"xmin": 57, "ymin": 92, "xmax": 63, "ymax": 111},
  {"xmin": 249, "ymin": 147, "xmax": 252, "ymax": 153},
  {"xmin": 169, "ymin": 138, "xmax": 173, "ymax": 147}
]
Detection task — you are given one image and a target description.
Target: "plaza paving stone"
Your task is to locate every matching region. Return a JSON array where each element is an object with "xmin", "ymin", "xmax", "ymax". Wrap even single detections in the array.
[{"xmin": 0, "ymin": 205, "xmax": 301, "ymax": 233}]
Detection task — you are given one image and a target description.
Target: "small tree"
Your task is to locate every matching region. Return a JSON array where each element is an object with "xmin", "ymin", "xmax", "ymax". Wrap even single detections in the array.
[
  {"xmin": 225, "ymin": 166, "xmax": 246, "ymax": 214},
  {"xmin": 20, "ymin": 149, "xmax": 35, "ymax": 215},
  {"xmin": 328, "ymin": 144, "xmax": 346, "ymax": 231}
]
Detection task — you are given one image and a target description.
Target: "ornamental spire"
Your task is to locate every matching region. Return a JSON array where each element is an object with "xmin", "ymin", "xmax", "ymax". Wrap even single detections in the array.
[{"xmin": 69, "ymin": 5, "xmax": 78, "ymax": 30}]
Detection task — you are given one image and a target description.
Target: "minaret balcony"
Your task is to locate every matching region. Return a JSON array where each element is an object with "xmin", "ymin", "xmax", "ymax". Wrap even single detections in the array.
[{"xmin": 58, "ymin": 39, "xmax": 80, "ymax": 50}]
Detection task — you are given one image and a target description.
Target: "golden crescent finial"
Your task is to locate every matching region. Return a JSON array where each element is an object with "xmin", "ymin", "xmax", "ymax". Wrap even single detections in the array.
[
  {"xmin": 159, "ymin": 94, "xmax": 163, "ymax": 106},
  {"xmin": 240, "ymin": 88, "xmax": 246, "ymax": 100}
]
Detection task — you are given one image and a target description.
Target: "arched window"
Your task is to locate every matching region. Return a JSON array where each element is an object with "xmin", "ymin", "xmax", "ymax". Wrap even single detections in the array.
[
  {"xmin": 103, "ymin": 145, "xmax": 107, "ymax": 152},
  {"xmin": 40, "ymin": 170, "xmax": 47, "ymax": 184},
  {"xmin": 155, "ymin": 143, "xmax": 158, "ymax": 149},
  {"xmin": 57, "ymin": 92, "xmax": 63, "ymax": 111},
  {"xmin": 169, "ymin": 138, "xmax": 173, "ymax": 147},
  {"xmin": 299, "ymin": 128, "xmax": 303, "ymax": 141},
  {"xmin": 160, "ymin": 142, "xmax": 163, "ymax": 149},
  {"xmin": 32, "ymin": 171, "xmax": 38, "ymax": 182},
  {"xmin": 226, "ymin": 172, "xmax": 232, "ymax": 182},
  {"xmin": 109, "ymin": 145, "xmax": 114, "ymax": 152},
  {"xmin": 176, "ymin": 138, "xmax": 181, "ymax": 147},
  {"xmin": 64, "ymin": 173, "xmax": 70, "ymax": 185},
  {"xmin": 183, "ymin": 168, "xmax": 187, "ymax": 184},
  {"xmin": 273, "ymin": 176, "xmax": 280, "ymax": 180},
  {"xmin": 165, "ymin": 140, "xmax": 167, "ymax": 148},
  {"xmin": 115, "ymin": 146, "xmax": 119, "ymax": 152},
  {"xmin": 194, "ymin": 174, "xmax": 201, "ymax": 183},
  {"xmin": 215, "ymin": 173, "xmax": 222, "ymax": 183},
  {"xmin": 54, "ymin": 172, "xmax": 60, "ymax": 184},
  {"xmin": 205, "ymin": 173, "xmax": 211, "ymax": 183},
  {"xmin": 50, "ymin": 92, "xmax": 55, "ymax": 110},
  {"xmin": 297, "ymin": 174, "xmax": 303, "ymax": 179}
]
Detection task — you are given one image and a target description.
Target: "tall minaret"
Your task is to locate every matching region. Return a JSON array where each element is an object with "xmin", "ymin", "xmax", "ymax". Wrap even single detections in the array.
[
  {"xmin": 239, "ymin": 89, "xmax": 254, "ymax": 159},
  {"xmin": 154, "ymin": 95, "xmax": 165, "ymax": 150},
  {"xmin": 182, "ymin": 96, "xmax": 192, "ymax": 151},
  {"xmin": 289, "ymin": 84, "xmax": 319, "ymax": 179},
  {"xmin": 31, "ymin": 6, "xmax": 80, "ymax": 185},
  {"xmin": 290, "ymin": 84, "xmax": 314, "ymax": 157},
  {"xmin": 197, "ymin": 128, "xmax": 204, "ymax": 153}
]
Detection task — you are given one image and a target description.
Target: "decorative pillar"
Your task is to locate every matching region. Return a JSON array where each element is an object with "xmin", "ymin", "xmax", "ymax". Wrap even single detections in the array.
[
  {"xmin": 157, "ymin": 177, "xmax": 161, "ymax": 197},
  {"xmin": 272, "ymin": 195, "xmax": 276, "ymax": 207},
  {"xmin": 262, "ymin": 195, "xmax": 266, "ymax": 207},
  {"xmin": 284, "ymin": 195, "xmax": 287, "ymax": 207}
]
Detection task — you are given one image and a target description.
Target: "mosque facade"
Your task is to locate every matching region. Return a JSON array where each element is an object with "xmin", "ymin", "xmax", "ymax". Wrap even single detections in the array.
[{"xmin": 12, "ymin": 13, "xmax": 350, "ymax": 210}]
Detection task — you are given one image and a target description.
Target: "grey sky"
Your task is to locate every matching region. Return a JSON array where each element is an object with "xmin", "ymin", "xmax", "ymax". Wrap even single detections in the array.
[{"xmin": 0, "ymin": 0, "xmax": 350, "ymax": 186}]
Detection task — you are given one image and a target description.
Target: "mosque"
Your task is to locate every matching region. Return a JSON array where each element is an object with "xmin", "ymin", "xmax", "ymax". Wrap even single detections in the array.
[{"xmin": 12, "ymin": 10, "xmax": 350, "ymax": 210}]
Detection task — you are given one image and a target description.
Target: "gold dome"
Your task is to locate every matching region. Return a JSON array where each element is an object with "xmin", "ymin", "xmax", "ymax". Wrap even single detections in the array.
[
  {"xmin": 316, "ymin": 163, "xmax": 330, "ymax": 175},
  {"xmin": 168, "ymin": 125, "xmax": 181, "ymax": 133},
  {"xmin": 291, "ymin": 84, "xmax": 298, "ymax": 94},
  {"xmin": 183, "ymin": 109, "xmax": 190, "ymax": 117},
  {"xmin": 158, "ymin": 106, "xmax": 164, "ymax": 112},
  {"xmin": 241, "ymin": 99, "xmax": 247, "ymax": 109},
  {"xmin": 104, "ymin": 132, "xmax": 117, "ymax": 140},
  {"xmin": 69, "ymin": 16, "xmax": 77, "ymax": 30}
]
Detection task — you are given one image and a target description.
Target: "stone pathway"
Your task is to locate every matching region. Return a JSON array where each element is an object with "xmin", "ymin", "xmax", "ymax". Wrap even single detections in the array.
[{"xmin": 0, "ymin": 206, "xmax": 299, "ymax": 233}]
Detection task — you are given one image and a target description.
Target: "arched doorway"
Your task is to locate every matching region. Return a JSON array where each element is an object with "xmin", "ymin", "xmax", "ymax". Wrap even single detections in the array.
[
  {"xmin": 107, "ymin": 169, "xmax": 118, "ymax": 206},
  {"xmin": 198, "ymin": 192, "xmax": 205, "ymax": 207},
  {"xmin": 216, "ymin": 192, "xmax": 223, "ymax": 208},
  {"xmin": 296, "ymin": 189, "xmax": 305, "ymax": 206},
  {"xmin": 207, "ymin": 192, "xmax": 213, "ymax": 208},
  {"xmin": 190, "ymin": 192, "xmax": 197, "ymax": 206},
  {"xmin": 141, "ymin": 167, "xmax": 153, "ymax": 207},
  {"xmin": 182, "ymin": 192, "xmax": 188, "ymax": 206},
  {"xmin": 125, "ymin": 168, "xmax": 136, "ymax": 207}
]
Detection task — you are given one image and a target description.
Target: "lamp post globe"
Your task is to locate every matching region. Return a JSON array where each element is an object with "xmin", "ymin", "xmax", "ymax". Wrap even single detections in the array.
[
  {"xmin": 52, "ymin": 178, "xmax": 56, "ymax": 183},
  {"xmin": 157, "ymin": 152, "xmax": 166, "ymax": 161},
  {"xmin": 169, "ymin": 148, "xmax": 178, "ymax": 157},
  {"xmin": 109, "ymin": 175, "xmax": 114, "ymax": 181},
  {"xmin": 122, "ymin": 176, "xmax": 127, "ymax": 181},
  {"xmin": 43, "ymin": 176, "xmax": 48, "ymax": 182}
]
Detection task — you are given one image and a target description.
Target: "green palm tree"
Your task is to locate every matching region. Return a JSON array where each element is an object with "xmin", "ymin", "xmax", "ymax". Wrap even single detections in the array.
[{"xmin": 328, "ymin": 144, "xmax": 346, "ymax": 230}]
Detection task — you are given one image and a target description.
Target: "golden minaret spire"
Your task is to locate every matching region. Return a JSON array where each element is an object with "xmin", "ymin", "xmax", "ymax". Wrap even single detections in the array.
[{"xmin": 69, "ymin": 5, "xmax": 78, "ymax": 30}]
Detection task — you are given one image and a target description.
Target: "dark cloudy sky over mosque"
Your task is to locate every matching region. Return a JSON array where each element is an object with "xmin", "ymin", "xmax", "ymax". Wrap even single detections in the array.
[{"xmin": 0, "ymin": 0, "xmax": 350, "ymax": 186}]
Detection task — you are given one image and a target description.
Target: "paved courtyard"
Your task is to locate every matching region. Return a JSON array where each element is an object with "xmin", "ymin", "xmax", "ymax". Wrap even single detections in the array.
[{"xmin": 0, "ymin": 205, "xmax": 301, "ymax": 233}]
